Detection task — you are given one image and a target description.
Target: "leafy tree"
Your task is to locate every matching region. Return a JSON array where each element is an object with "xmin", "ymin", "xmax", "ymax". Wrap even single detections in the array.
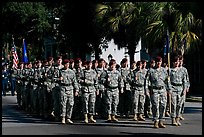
[{"xmin": 2, "ymin": 2, "xmax": 51, "ymax": 61}]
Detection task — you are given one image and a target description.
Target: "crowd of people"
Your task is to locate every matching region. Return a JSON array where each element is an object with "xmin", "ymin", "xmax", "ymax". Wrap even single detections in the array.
[{"xmin": 2, "ymin": 54, "xmax": 190, "ymax": 128}]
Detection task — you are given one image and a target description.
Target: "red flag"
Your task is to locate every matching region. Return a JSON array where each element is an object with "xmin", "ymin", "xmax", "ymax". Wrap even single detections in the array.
[{"xmin": 11, "ymin": 44, "xmax": 19, "ymax": 69}]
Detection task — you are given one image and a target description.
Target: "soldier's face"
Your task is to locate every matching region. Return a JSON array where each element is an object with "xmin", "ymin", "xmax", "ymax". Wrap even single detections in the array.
[{"xmin": 65, "ymin": 63, "xmax": 69, "ymax": 69}]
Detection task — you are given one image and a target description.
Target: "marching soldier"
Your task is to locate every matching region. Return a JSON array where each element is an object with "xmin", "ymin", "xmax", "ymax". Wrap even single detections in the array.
[
  {"xmin": 59, "ymin": 59, "xmax": 79, "ymax": 124},
  {"xmin": 51, "ymin": 56, "xmax": 64, "ymax": 121},
  {"xmin": 144, "ymin": 59, "xmax": 155, "ymax": 118},
  {"xmin": 169, "ymin": 56, "xmax": 188, "ymax": 126},
  {"xmin": 42, "ymin": 58, "xmax": 54, "ymax": 119},
  {"xmin": 72, "ymin": 58, "xmax": 84, "ymax": 119},
  {"xmin": 95, "ymin": 58, "xmax": 107, "ymax": 119},
  {"xmin": 80, "ymin": 61, "xmax": 99, "ymax": 123},
  {"xmin": 146, "ymin": 56, "xmax": 169, "ymax": 128},
  {"xmin": 118, "ymin": 58, "xmax": 132, "ymax": 118},
  {"xmin": 15, "ymin": 62, "xmax": 24, "ymax": 108},
  {"xmin": 101, "ymin": 59, "xmax": 124, "ymax": 122},
  {"xmin": 178, "ymin": 55, "xmax": 190, "ymax": 120},
  {"xmin": 128, "ymin": 61, "xmax": 146, "ymax": 121}
]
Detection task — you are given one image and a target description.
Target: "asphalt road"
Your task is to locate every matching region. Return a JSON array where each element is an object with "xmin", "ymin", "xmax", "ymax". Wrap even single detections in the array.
[{"xmin": 2, "ymin": 95, "xmax": 202, "ymax": 135}]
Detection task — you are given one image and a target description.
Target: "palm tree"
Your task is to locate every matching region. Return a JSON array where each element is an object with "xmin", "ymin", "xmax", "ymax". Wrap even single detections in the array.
[{"xmin": 145, "ymin": 2, "xmax": 201, "ymax": 56}]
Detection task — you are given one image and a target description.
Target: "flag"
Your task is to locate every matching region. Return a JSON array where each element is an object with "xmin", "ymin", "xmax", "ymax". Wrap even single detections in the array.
[
  {"xmin": 11, "ymin": 43, "xmax": 19, "ymax": 69},
  {"xmin": 22, "ymin": 38, "xmax": 28, "ymax": 63}
]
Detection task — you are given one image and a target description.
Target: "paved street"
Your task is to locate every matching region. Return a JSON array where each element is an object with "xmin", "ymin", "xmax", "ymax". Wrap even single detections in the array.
[{"xmin": 2, "ymin": 95, "xmax": 202, "ymax": 135}]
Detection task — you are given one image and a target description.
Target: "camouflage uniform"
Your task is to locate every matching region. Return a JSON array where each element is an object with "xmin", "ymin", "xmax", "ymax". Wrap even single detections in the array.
[
  {"xmin": 80, "ymin": 62, "xmax": 99, "ymax": 123},
  {"xmin": 101, "ymin": 60, "xmax": 124, "ymax": 122},
  {"xmin": 42, "ymin": 64, "xmax": 53, "ymax": 118},
  {"xmin": 169, "ymin": 59, "xmax": 188, "ymax": 126},
  {"xmin": 95, "ymin": 67, "xmax": 107, "ymax": 118},
  {"xmin": 15, "ymin": 65, "xmax": 24, "ymax": 108},
  {"xmin": 179, "ymin": 65, "xmax": 190, "ymax": 115},
  {"xmin": 72, "ymin": 64, "xmax": 84, "ymax": 119},
  {"xmin": 59, "ymin": 62, "xmax": 79, "ymax": 124},
  {"xmin": 146, "ymin": 57, "xmax": 169, "ymax": 128},
  {"xmin": 51, "ymin": 64, "xmax": 64, "ymax": 121},
  {"xmin": 118, "ymin": 67, "xmax": 132, "ymax": 118},
  {"xmin": 128, "ymin": 61, "xmax": 147, "ymax": 121}
]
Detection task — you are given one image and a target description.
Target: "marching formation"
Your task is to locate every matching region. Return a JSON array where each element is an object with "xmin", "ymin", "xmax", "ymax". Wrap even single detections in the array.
[{"xmin": 2, "ymin": 55, "xmax": 190, "ymax": 128}]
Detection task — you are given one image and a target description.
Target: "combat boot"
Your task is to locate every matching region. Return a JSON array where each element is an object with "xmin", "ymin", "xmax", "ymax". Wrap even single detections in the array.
[
  {"xmin": 176, "ymin": 117, "xmax": 181, "ymax": 126},
  {"xmin": 66, "ymin": 118, "xmax": 73, "ymax": 124},
  {"xmin": 84, "ymin": 114, "xmax": 89, "ymax": 123},
  {"xmin": 180, "ymin": 116, "xmax": 184, "ymax": 120},
  {"xmin": 158, "ymin": 120, "xmax": 166, "ymax": 128},
  {"xmin": 154, "ymin": 121, "xmax": 159, "ymax": 128},
  {"xmin": 172, "ymin": 118, "xmax": 178, "ymax": 126},
  {"xmin": 107, "ymin": 114, "xmax": 112, "ymax": 122},
  {"xmin": 111, "ymin": 115, "xmax": 118, "ymax": 122},
  {"xmin": 61, "ymin": 116, "xmax": 66, "ymax": 124},
  {"xmin": 90, "ymin": 115, "xmax": 96, "ymax": 123},
  {"xmin": 165, "ymin": 111, "xmax": 170, "ymax": 117},
  {"xmin": 138, "ymin": 114, "xmax": 145, "ymax": 121},
  {"xmin": 133, "ymin": 114, "xmax": 138, "ymax": 121}
]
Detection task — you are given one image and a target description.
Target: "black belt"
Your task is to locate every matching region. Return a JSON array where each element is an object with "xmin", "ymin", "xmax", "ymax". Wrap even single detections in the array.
[
  {"xmin": 107, "ymin": 86, "xmax": 118, "ymax": 89},
  {"xmin": 61, "ymin": 83, "xmax": 72, "ymax": 86},
  {"xmin": 133, "ymin": 84, "xmax": 144, "ymax": 87},
  {"xmin": 171, "ymin": 82, "xmax": 182, "ymax": 86},
  {"xmin": 152, "ymin": 86, "xmax": 164, "ymax": 90}
]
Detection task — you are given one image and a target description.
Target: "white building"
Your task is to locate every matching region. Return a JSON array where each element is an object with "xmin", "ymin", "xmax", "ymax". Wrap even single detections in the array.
[{"xmin": 92, "ymin": 38, "xmax": 143, "ymax": 66}]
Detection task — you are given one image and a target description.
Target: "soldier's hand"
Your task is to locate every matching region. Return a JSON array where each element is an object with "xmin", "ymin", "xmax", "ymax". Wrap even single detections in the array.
[
  {"xmin": 120, "ymin": 88, "xmax": 124, "ymax": 94},
  {"xmin": 59, "ymin": 76, "xmax": 63, "ymax": 81},
  {"xmin": 96, "ymin": 90, "xmax": 99, "ymax": 96},
  {"xmin": 75, "ymin": 91, "xmax": 79, "ymax": 96},
  {"xmin": 146, "ymin": 91, "xmax": 150, "ymax": 97},
  {"xmin": 135, "ymin": 76, "xmax": 138, "ymax": 80}
]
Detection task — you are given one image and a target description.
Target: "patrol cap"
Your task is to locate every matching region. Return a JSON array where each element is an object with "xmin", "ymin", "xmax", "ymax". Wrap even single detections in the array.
[
  {"xmin": 63, "ymin": 59, "xmax": 70, "ymax": 64},
  {"xmin": 155, "ymin": 56, "xmax": 162, "ymax": 62}
]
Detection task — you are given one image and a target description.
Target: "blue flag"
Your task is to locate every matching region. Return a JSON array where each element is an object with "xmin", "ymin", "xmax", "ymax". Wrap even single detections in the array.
[{"xmin": 22, "ymin": 39, "xmax": 28, "ymax": 63}]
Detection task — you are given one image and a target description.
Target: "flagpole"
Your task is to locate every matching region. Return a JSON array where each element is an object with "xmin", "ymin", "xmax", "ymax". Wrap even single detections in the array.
[{"xmin": 166, "ymin": 28, "xmax": 171, "ymax": 114}]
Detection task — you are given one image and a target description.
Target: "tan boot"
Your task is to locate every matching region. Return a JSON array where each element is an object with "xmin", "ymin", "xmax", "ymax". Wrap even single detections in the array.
[
  {"xmin": 172, "ymin": 118, "xmax": 178, "ymax": 126},
  {"xmin": 133, "ymin": 114, "xmax": 138, "ymax": 121},
  {"xmin": 138, "ymin": 114, "xmax": 145, "ymax": 121},
  {"xmin": 61, "ymin": 116, "xmax": 66, "ymax": 124},
  {"xmin": 176, "ymin": 117, "xmax": 181, "ymax": 126},
  {"xmin": 180, "ymin": 116, "xmax": 184, "ymax": 120},
  {"xmin": 84, "ymin": 114, "xmax": 89, "ymax": 123},
  {"xmin": 90, "ymin": 115, "xmax": 96, "ymax": 123},
  {"xmin": 66, "ymin": 118, "xmax": 73, "ymax": 124},
  {"xmin": 107, "ymin": 114, "xmax": 112, "ymax": 122},
  {"xmin": 158, "ymin": 120, "xmax": 166, "ymax": 128},
  {"xmin": 154, "ymin": 121, "xmax": 159, "ymax": 128},
  {"xmin": 112, "ymin": 115, "xmax": 118, "ymax": 122}
]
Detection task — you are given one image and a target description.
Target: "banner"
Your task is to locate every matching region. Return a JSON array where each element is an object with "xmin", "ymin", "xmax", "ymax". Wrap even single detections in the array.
[{"xmin": 22, "ymin": 38, "xmax": 28, "ymax": 63}]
